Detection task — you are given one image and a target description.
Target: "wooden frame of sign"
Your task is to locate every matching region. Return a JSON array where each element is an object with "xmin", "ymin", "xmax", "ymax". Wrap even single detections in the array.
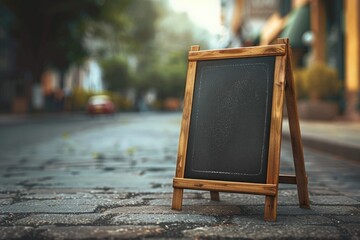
[{"xmin": 172, "ymin": 38, "xmax": 310, "ymax": 221}]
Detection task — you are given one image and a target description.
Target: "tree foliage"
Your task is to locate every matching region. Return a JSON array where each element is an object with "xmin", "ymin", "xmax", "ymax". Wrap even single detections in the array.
[
  {"xmin": 1, "ymin": 0, "xmax": 130, "ymax": 83},
  {"xmin": 134, "ymin": 4, "xmax": 210, "ymax": 100},
  {"xmin": 100, "ymin": 57, "xmax": 131, "ymax": 92},
  {"xmin": 2, "ymin": 0, "xmax": 214, "ymax": 105}
]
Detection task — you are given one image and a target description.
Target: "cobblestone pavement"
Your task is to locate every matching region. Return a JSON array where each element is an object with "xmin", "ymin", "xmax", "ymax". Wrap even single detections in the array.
[{"xmin": 0, "ymin": 113, "xmax": 359, "ymax": 239}]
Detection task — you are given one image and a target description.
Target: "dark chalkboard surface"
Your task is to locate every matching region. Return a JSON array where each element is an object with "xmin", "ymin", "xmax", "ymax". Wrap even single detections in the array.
[{"xmin": 184, "ymin": 56, "xmax": 275, "ymax": 183}]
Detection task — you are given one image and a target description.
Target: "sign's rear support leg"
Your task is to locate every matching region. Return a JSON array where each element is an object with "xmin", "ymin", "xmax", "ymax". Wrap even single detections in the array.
[
  {"xmin": 279, "ymin": 38, "xmax": 310, "ymax": 209},
  {"xmin": 210, "ymin": 191, "xmax": 220, "ymax": 201}
]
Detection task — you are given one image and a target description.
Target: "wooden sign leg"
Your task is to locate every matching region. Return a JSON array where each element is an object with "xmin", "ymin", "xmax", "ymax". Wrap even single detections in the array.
[
  {"xmin": 279, "ymin": 38, "xmax": 310, "ymax": 209},
  {"xmin": 285, "ymin": 58, "xmax": 310, "ymax": 209},
  {"xmin": 210, "ymin": 191, "xmax": 220, "ymax": 201},
  {"xmin": 264, "ymin": 195, "xmax": 278, "ymax": 221},
  {"xmin": 172, "ymin": 188, "xmax": 183, "ymax": 210},
  {"xmin": 264, "ymin": 50, "xmax": 287, "ymax": 221}
]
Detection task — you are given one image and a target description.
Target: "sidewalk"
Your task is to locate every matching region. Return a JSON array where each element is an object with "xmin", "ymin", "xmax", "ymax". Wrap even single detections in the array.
[
  {"xmin": 0, "ymin": 113, "xmax": 359, "ymax": 239},
  {"xmin": 283, "ymin": 119, "xmax": 360, "ymax": 162}
]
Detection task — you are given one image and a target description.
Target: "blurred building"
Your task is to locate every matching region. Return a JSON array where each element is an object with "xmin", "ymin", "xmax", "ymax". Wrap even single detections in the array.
[
  {"xmin": 221, "ymin": 0, "xmax": 360, "ymax": 120},
  {"xmin": 40, "ymin": 60, "xmax": 104, "ymax": 112},
  {"xmin": 220, "ymin": 0, "xmax": 280, "ymax": 47},
  {"xmin": 0, "ymin": 5, "xmax": 28, "ymax": 113},
  {"xmin": 0, "ymin": 5, "xmax": 104, "ymax": 113}
]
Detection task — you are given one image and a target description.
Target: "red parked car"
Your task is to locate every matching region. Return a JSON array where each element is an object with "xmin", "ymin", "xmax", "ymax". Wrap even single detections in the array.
[{"xmin": 86, "ymin": 95, "xmax": 116, "ymax": 115}]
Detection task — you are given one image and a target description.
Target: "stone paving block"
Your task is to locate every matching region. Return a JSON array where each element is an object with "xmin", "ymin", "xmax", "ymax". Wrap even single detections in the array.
[
  {"xmin": 232, "ymin": 215, "xmax": 333, "ymax": 225},
  {"xmin": 343, "ymin": 191, "xmax": 360, "ymax": 202},
  {"xmin": 310, "ymin": 195, "xmax": 360, "ymax": 205},
  {"xmin": 111, "ymin": 213, "xmax": 218, "ymax": 225},
  {"xmin": 339, "ymin": 224, "xmax": 360, "ymax": 239},
  {"xmin": 0, "ymin": 193, "xmax": 16, "ymax": 199},
  {"xmin": 140, "ymin": 192, "xmax": 200, "ymax": 200},
  {"xmin": 0, "ymin": 186, "xmax": 23, "ymax": 192},
  {"xmin": 15, "ymin": 213, "xmax": 103, "ymax": 226},
  {"xmin": 213, "ymin": 193, "xmax": 300, "ymax": 206},
  {"xmin": 182, "ymin": 224, "xmax": 343, "ymax": 239},
  {"xmin": 240, "ymin": 205, "xmax": 317, "ymax": 216},
  {"xmin": 115, "ymin": 196, "xmax": 144, "ymax": 206},
  {"xmin": 182, "ymin": 205, "xmax": 242, "ymax": 216},
  {"xmin": 0, "ymin": 199, "xmax": 98, "ymax": 214},
  {"xmin": 229, "ymin": 215, "xmax": 269, "ymax": 225},
  {"xmin": 0, "ymin": 197, "xmax": 144, "ymax": 214},
  {"xmin": 0, "ymin": 226, "xmax": 34, "ymax": 240},
  {"xmin": 0, "ymin": 215, "xmax": 7, "ymax": 224},
  {"xmin": 37, "ymin": 225, "xmax": 164, "ymax": 239},
  {"xmin": 312, "ymin": 206, "xmax": 360, "ymax": 215},
  {"xmin": 334, "ymin": 215, "xmax": 360, "ymax": 223},
  {"xmin": 104, "ymin": 205, "xmax": 175, "ymax": 215},
  {"xmin": 26, "ymin": 188, "xmax": 124, "ymax": 195},
  {"xmin": 20, "ymin": 193, "xmax": 89, "ymax": 200},
  {"xmin": 200, "ymin": 193, "xmax": 264, "ymax": 206},
  {"xmin": 92, "ymin": 193, "xmax": 129, "ymax": 199},
  {"xmin": 0, "ymin": 199, "xmax": 12, "ymax": 206},
  {"xmin": 149, "ymin": 198, "xmax": 223, "ymax": 206},
  {"xmin": 110, "ymin": 204, "xmax": 243, "ymax": 216},
  {"xmin": 308, "ymin": 187, "xmax": 340, "ymax": 196}
]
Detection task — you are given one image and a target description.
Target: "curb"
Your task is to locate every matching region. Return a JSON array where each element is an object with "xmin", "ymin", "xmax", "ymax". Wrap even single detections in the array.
[{"xmin": 283, "ymin": 133, "xmax": 360, "ymax": 162}]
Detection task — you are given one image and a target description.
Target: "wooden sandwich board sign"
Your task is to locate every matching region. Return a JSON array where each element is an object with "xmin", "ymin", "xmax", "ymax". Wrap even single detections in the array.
[{"xmin": 171, "ymin": 38, "xmax": 310, "ymax": 221}]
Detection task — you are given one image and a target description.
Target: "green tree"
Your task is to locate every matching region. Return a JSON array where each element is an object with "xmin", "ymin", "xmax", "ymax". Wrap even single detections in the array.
[
  {"xmin": 87, "ymin": 0, "xmax": 160, "ymax": 94},
  {"xmin": 135, "ymin": 4, "xmax": 210, "ymax": 100},
  {"xmin": 100, "ymin": 57, "xmax": 132, "ymax": 92},
  {"xmin": 1, "ymin": 0, "xmax": 130, "ymax": 85}
]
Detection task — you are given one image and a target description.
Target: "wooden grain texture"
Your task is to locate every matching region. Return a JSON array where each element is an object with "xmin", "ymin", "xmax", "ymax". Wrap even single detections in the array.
[
  {"xmin": 279, "ymin": 38, "xmax": 310, "ymax": 209},
  {"xmin": 266, "ymin": 54, "xmax": 286, "ymax": 183},
  {"xmin": 279, "ymin": 174, "xmax": 297, "ymax": 184},
  {"xmin": 264, "ymin": 196, "xmax": 278, "ymax": 221},
  {"xmin": 173, "ymin": 178, "xmax": 277, "ymax": 196},
  {"xmin": 175, "ymin": 45, "xmax": 200, "ymax": 178},
  {"xmin": 279, "ymin": 174, "xmax": 309, "ymax": 185},
  {"xmin": 264, "ymin": 51, "xmax": 287, "ymax": 221},
  {"xmin": 172, "ymin": 188, "xmax": 183, "ymax": 210},
  {"xmin": 188, "ymin": 44, "xmax": 286, "ymax": 61},
  {"xmin": 172, "ymin": 45, "xmax": 200, "ymax": 211}
]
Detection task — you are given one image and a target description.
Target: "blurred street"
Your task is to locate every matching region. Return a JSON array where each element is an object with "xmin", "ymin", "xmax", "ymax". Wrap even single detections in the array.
[{"xmin": 0, "ymin": 112, "xmax": 359, "ymax": 239}]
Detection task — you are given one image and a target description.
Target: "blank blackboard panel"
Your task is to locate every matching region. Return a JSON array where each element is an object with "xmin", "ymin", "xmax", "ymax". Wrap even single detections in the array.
[{"xmin": 184, "ymin": 56, "xmax": 275, "ymax": 183}]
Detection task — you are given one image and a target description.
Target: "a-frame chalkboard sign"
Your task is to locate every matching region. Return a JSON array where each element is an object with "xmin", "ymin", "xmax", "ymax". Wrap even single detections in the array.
[{"xmin": 172, "ymin": 38, "xmax": 310, "ymax": 221}]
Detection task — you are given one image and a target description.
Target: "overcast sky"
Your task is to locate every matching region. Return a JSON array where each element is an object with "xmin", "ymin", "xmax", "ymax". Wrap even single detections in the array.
[{"xmin": 168, "ymin": 0, "xmax": 222, "ymax": 36}]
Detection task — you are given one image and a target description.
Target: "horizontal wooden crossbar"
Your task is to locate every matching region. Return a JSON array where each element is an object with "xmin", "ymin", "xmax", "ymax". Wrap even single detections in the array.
[
  {"xmin": 188, "ymin": 44, "xmax": 286, "ymax": 61},
  {"xmin": 279, "ymin": 174, "xmax": 297, "ymax": 184},
  {"xmin": 279, "ymin": 174, "xmax": 308, "ymax": 185},
  {"xmin": 173, "ymin": 178, "xmax": 277, "ymax": 196}
]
